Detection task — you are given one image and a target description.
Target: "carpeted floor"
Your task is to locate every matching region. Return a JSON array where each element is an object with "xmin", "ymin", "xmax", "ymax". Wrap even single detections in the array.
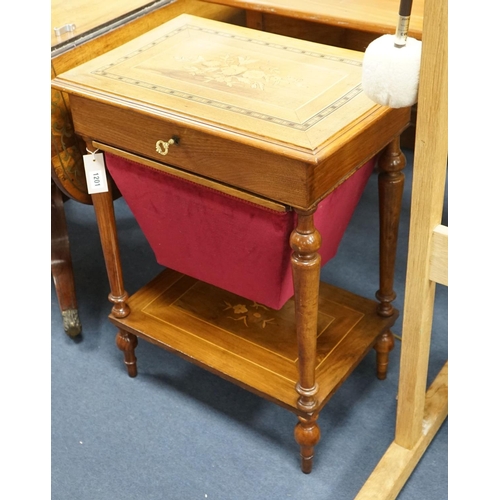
[{"xmin": 51, "ymin": 147, "xmax": 448, "ymax": 500}]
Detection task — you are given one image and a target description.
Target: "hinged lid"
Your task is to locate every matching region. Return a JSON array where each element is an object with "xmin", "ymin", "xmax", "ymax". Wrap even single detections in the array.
[{"xmin": 51, "ymin": 14, "xmax": 384, "ymax": 156}]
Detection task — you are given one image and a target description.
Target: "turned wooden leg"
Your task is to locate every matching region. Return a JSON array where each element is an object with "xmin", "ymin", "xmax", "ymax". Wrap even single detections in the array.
[
  {"xmin": 376, "ymin": 136, "xmax": 405, "ymax": 318},
  {"xmin": 290, "ymin": 208, "xmax": 322, "ymax": 473},
  {"xmin": 51, "ymin": 179, "xmax": 82, "ymax": 337},
  {"xmin": 86, "ymin": 140, "xmax": 130, "ymax": 319},
  {"xmin": 374, "ymin": 330, "xmax": 395, "ymax": 380},
  {"xmin": 116, "ymin": 330, "xmax": 138, "ymax": 377},
  {"xmin": 294, "ymin": 414, "xmax": 321, "ymax": 474},
  {"xmin": 373, "ymin": 137, "xmax": 405, "ymax": 378}
]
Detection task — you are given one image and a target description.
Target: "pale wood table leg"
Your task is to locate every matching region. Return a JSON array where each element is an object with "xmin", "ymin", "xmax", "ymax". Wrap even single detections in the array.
[
  {"xmin": 290, "ymin": 208, "xmax": 322, "ymax": 473},
  {"xmin": 51, "ymin": 179, "xmax": 82, "ymax": 337},
  {"xmin": 374, "ymin": 136, "xmax": 406, "ymax": 379}
]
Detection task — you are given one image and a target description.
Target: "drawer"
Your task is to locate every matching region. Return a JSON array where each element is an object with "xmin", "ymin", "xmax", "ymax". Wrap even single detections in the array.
[
  {"xmin": 70, "ymin": 93, "xmax": 408, "ymax": 209},
  {"xmin": 93, "ymin": 141, "xmax": 289, "ymax": 212},
  {"xmin": 70, "ymin": 95, "xmax": 311, "ymax": 208}
]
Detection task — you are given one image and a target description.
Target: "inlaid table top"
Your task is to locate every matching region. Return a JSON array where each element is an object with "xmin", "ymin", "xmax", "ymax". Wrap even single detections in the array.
[
  {"xmin": 201, "ymin": 0, "xmax": 425, "ymax": 39},
  {"xmin": 52, "ymin": 14, "xmax": 409, "ymax": 208}
]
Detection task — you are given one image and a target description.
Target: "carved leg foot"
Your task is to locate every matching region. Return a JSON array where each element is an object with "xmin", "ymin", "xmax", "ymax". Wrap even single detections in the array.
[
  {"xmin": 294, "ymin": 414, "xmax": 321, "ymax": 474},
  {"xmin": 52, "ymin": 180, "xmax": 82, "ymax": 338},
  {"xmin": 61, "ymin": 309, "xmax": 82, "ymax": 338},
  {"xmin": 116, "ymin": 330, "xmax": 138, "ymax": 377},
  {"xmin": 374, "ymin": 330, "xmax": 395, "ymax": 380}
]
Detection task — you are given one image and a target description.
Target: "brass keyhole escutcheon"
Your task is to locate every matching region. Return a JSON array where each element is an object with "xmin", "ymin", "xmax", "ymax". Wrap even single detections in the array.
[{"xmin": 155, "ymin": 138, "xmax": 175, "ymax": 155}]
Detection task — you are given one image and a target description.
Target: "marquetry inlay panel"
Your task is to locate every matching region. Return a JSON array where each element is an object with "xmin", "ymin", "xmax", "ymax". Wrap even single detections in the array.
[
  {"xmin": 52, "ymin": 14, "xmax": 378, "ymax": 151},
  {"xmin": 110, "ymin": 269, "xmax": 395, "ymax": 413}
]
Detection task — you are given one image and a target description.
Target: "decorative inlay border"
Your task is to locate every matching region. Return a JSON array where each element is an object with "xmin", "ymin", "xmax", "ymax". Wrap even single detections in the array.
[{"xmin": 92, "ymin": 24, "xmax": 364, "ymax": 131}]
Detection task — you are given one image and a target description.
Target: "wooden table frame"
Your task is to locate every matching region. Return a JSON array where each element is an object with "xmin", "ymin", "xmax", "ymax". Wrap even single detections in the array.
[
  {"xmin": 86, "ymin": 135, "xmax": 408, "ymax": 474},
  {"xmin": 52, "ymin": 16, "xmax": 411, "ymax": 473}
]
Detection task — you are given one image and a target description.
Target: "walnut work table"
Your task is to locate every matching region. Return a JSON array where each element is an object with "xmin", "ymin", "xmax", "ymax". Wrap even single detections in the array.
[{"xmin": 52, "ymin": 14, "xmax": 410, "ymax": 473}]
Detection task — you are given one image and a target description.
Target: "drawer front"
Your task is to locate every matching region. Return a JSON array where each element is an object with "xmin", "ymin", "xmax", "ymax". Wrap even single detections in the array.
[
  {"xmin": 70, "ymin": 95, "xmax": 409, "ymax": 209},
  {"xmin": 93, "ymin": 142, "xmax": 289, "ymax": 212},
  {"xmin": 70, "ymin": 96, "xmax": 312, "ymax": 209}
]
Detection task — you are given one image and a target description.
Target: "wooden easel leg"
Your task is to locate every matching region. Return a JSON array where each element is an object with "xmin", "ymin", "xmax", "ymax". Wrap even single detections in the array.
[
  {"xmin": 51, "ymin": 180, "xmax": 82, "ymax": 337},
  {"xmin": 290, "ymin": 208, "xmax": 321, "ymax": 473},
  {"xmin": 116, "ymin": 329, "xmax": 138, "ymax": 378}
]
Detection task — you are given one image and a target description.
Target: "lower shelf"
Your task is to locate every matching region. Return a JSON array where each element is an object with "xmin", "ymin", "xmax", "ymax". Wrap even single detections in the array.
[{"xmin": 110, "ymin": 268, "xmax": 398, "ymax": 415}]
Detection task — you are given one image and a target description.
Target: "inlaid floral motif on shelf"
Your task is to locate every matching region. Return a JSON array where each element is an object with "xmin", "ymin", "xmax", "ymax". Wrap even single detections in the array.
[
  {"xmin": 223, "ymin": 300, "xmax": 276, "ymax": 328},
  {"xmin": 175, "ymin": 54, "xmax": 303, "ymax": 91}
]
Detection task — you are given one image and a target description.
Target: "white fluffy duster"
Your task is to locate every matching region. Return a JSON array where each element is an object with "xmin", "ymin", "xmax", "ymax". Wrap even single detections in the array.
[{"xmin": 362, "ymin": 34, "xmax": 422, "ymax": 108}]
